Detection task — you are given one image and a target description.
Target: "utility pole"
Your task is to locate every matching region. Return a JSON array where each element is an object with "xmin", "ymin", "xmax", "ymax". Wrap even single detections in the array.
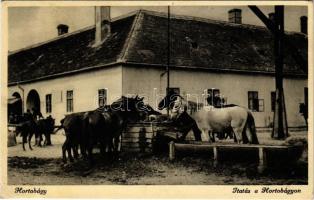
[{"xmin": 167, "ymin": 6, "xmax": 171, "ymax": 117}]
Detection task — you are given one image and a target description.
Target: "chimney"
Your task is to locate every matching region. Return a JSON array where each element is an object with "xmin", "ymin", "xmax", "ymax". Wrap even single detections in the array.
[
  {"xmin": 300, "ymin": 16, "xmax": 307, "ymax": 34},
  {"xmin": 268, "ymin": 12, "xmax": 275, "ymax": 23},
  {"xmin": 57, "ymin": 24, "xmax": 69, "ymax": 36},
  {"xmin": 228, "ymin": 9, "xmax": 242, "ymax": 24},
  {"xmin": 94, "ymin": 6, "xmax": 111, "ymax": 46}
]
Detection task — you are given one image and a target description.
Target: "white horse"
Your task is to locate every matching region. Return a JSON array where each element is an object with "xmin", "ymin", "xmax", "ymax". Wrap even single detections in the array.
[
  {"xmin": 170, "ymin": 96, "xmax": 259, "ymax": 144},
  {"xmin": 195, "ymin": 106, "xmax": 258, "ymax": 144}
]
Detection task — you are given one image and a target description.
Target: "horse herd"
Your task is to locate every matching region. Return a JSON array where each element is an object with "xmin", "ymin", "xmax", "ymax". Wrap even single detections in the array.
[
  {"xmin": 60, "ymin": 96, "xmax": 151, "ymax": 165},
  {"xmin": 15, "ymin": 94, "xmax": 260, "ymax": 167},
  {"xmin": 16, "ymin": 114, "xmax": 55, "ymax": 151}
]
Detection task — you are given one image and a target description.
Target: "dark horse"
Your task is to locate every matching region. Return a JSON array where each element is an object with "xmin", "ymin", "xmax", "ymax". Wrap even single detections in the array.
[
  {"xmin": 35, "ymin": 115, "xmax": 55, "ymax": 146},
  {"xmin": 17, "ymin": 119, "xmax": 36, "ymax": 151},
  {"xmin": 16, "ymin": 115, "xmax": 55, "ymax": 151},
  {"xmin": 82, "ymin": 96, "xmax": 145, "ymax": 165},
  {"xmin": 61, "ymin": 96, "xmax": 146, "ymax": 164},
  {"xmin": 158, "ymin": 91, "xmax": 202, "ymax": 141},
  {"xmin": 61, "ymin": 112, "xmax": 86, "ymax": 163}
]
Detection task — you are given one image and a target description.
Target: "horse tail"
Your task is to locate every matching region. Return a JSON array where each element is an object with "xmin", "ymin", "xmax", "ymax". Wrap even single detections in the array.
[{"xmin": 246, "ymin": 112, "xmax": 259, "ymax": 144}]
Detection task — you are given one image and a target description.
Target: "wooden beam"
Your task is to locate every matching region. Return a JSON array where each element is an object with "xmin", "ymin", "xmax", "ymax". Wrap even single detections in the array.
[
  {"xmin": 248, "ymin": 6, "xmax": 276, "ymax": 33},
  {"xmin": 169, "ymin": 141, "xmax": 175, "ymax": 161},
  {"xmin": 166, "ymin": 6, "xmax": 171, "ymax": 117},
  {"xmin": 249, "ymin": 6, "xmax": 289, "ymax": 139},
  {"xmin": 258, "ymin": 147, "xmax": 267, "ymax": 173},
  {"xmin": 248, "ymin": 6, "xmax": 307, "ymax": 73},
  {"xmin": 213, "ymin": 147, "xmax": 218, "ymax": 167},
  {"xmin": 272, "ymin": 6, "xmax": 289, "ymax": 139},
  {"xmin": 173, "ymin": 143, "xmax": 291, "ymax": 149}
]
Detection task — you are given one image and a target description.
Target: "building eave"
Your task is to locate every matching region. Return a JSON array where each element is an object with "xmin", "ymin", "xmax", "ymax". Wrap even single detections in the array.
[
  {"xmin": 8, "ymin": 60, "xmax": 307, "ymax": 87},
  {"xmin": 123, "ymin": 61, "xmax": 308, "ymax": 79},
  {"xmin": 8, "ymin": 62, "xmax": 122, "ymax": 87}
]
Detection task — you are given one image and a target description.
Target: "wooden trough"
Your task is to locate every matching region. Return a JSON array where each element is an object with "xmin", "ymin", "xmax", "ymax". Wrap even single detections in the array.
[{"xmin": 169, "ymin": 141, "xmax": 304, "ymax": 173}]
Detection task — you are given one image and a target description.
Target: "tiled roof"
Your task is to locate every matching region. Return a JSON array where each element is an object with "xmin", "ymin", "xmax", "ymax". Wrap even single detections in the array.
[
  {"xmin": 125, "ymin": 11, "xmax": 307, "ymax": 75},
  {"xmin": 8, "ymin": 14, "xmax": 136, "ymax": 84},
  {"xmin": 8, "ymin": 10, "xmax": 307, "ymax": 84}
]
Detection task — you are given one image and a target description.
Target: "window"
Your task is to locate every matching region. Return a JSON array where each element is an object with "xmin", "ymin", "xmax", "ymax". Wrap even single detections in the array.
[
  {"xmin": 66, "ymin": 90, "xmax": 73, "ymax": 112},
  {"xmin": 248, "ymin": 91, "xmax": 259, "ymax": 111},
  {"xmin": 98, "ymin": 89, "xmax": 107, "ymax": 107},
  {"xmin": 271, "ymin": 91, "xmax": 276, "ymax": 112},
  {"xmin": 207, "ymin": 89, "xmax": 220, "ymax": 106},
  {"xmin": 46, "ymin": 94, "xmax": 52, "ymax": 113},
  {"xmin": 259, "ymin": 99, "xmax": 265, "ymax": 112},
  {"xmin": 168, "ymin": 87, "xmax": 180, "ymax": 95},
  {"xmin": 300, "ymin": 87, "xmax": 308, "ymax": 116}
]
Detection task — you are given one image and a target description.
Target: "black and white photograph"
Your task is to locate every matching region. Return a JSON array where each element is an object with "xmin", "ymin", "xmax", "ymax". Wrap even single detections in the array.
[{"xmin": 1, "ymin": 1, "xmax": 313, "ymax": 198}]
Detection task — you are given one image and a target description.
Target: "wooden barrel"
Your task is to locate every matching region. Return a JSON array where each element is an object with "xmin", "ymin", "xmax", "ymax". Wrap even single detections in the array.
[{"xmin": 122, "ymin": 122, "xmax": 154, "ymax": 153}]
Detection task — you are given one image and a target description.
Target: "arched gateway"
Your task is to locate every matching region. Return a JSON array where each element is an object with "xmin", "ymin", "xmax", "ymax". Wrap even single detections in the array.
[{"xmin": 26, "ymin": 89, "xmax": 41, "ymax": 113}]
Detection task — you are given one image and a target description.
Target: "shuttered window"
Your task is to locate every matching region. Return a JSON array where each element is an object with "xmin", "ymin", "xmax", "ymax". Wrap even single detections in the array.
[
  {"xmin": 46, "ymin": 94, "xmax": 52, "ymax": 113},
  {"xmin": 98, "ymin": 89, "xmax": 107, "ymax": 107},
  {"xmin": 271, "ymin": 91, "xmax": 276, "ymax": 112},
  {"xmin": 248, "ymin": 91, "xmax": 259, "ymax": 112},
  {"xmin": 66, "ymin": 90, "xmax": 73, "ymax": 112},
  {"xmin": 207, "ymin": 89, "xmax": 220, "ymax": 106},
  {"xmin": 168, "ymin": 88, "xmax": 180, "ymax": 95}
]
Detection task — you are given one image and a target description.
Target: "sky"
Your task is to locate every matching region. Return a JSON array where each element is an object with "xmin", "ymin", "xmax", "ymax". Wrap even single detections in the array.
[{"xmin": 8, "ymin": 6, "xmax": 307, "ymax": 51}]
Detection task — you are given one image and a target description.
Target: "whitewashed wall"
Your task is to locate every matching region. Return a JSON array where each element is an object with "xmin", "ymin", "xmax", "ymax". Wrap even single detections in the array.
[
  {"xmin": 122, "ymin": 66, "xmax": 307, "ymax": 128},
  {"xmin": 8, "ymin": 66, "xmax": 123, "ymax": 124},
  {"xmin": 8, "ymin": 65, "xmax": 307, "ymax": 127}
]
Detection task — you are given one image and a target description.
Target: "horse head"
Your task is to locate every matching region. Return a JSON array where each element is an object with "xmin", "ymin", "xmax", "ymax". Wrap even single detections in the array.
[{"xmin": 158, "ymin": 91, "xmax": 184, "ymax": 110}]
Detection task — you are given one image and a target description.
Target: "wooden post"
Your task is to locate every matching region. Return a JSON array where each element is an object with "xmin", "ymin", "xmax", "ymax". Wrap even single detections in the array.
[
  {"xmin": 213, "ymin": 146, "xmax": 218, "ymax": 167},
  {"xmin": 272, "ymin": 6, "xmax": 288, "ymax": 139},
  {"xmin": 166, "ymin": 6, "xmax": 171, "ymax": 117},
  {"xmin": 169, "ymin": 141, "xmax": 175, "ymax": 161},
  {"xmin": 248, "ymin": 6, "xmax": 289, "ymax": 139},
  {"xmin": 258, "ymin": 147, "xmax": 267, "ymax": 173}
]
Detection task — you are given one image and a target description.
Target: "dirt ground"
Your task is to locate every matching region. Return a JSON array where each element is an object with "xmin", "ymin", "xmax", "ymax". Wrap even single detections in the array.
[{"xmin": 7, "ymin": 130, "xmax": 308, "ymax": 185}]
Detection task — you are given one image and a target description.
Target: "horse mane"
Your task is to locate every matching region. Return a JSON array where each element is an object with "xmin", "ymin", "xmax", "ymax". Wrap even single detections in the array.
[
  {"xmin": 187, "ymin": 100, "xmax": 203, "ymax": 107},
  {"xmin": 158, "ymin": 92, "xmax": 184, "ymax": 110},
  {"xmin": 145, "ymin": 104, "xmax": 162, "ymax": 115}
]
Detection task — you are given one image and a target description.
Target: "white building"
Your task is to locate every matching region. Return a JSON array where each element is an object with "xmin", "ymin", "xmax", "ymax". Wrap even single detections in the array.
[{"xmin": 8, "ymin": 8, "xmax": 308, "ymax": 127}]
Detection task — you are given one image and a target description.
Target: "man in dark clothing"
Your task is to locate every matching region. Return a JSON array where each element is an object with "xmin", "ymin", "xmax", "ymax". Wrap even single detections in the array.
[
  {"xmin": 24, "ymin": 109, "xmax": 33, "ymax": 121},
  {"xmin": 32, "ymin": 108, "xmax": 43, "ymax": 120}
]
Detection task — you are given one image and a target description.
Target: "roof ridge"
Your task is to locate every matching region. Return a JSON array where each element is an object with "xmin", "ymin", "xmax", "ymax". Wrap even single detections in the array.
[
  {"xmin": 10, "ymin": 9, "xmax": 306, "ymax": 56},
  {"xmin": 9, "ymin": 10, "xmax": 139, "ymax": 56},
  {"xmin": 117, "ymin": 10, "xmax": 142, "ymax": 62},
  {"xmin": 140, "ymin": 9, "xmax": 305, "ymax": 36}
]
